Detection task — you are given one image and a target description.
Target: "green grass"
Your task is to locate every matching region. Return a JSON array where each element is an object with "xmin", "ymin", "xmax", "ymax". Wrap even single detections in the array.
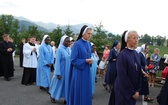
[
  {"xmin": 138, "ymin": 45, "xmax": 166, "ymax": 77},
  {"xmin": 148, "ymin": 45, "xmax": 168, "ymax": 57},
  {"xmin": 148, "ymin": 45, "xmax": 167, "ymax": 77},
  {"xmin": 156, "ymin": 70, "xmax": 162, "ymax": 77}
]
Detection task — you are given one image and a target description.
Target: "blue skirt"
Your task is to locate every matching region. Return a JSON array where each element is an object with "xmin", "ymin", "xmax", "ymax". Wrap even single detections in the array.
[
  {"xmin": 105, "ymin": 62, "xmax": 117, "ymax": 85},
  {"xmin": 139, "ymin": 76, "xmax": 149, "ymax": 95}
]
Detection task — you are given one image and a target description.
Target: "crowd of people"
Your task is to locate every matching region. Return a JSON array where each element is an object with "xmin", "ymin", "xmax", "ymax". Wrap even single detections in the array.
[{"xmin": 0, "ymin": 25, "xmax": 168, "ymax": 105}]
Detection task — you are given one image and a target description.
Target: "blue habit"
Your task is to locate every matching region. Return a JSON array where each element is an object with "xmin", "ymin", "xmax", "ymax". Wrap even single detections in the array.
[
  {"xmin": 139, "ymin": 52, "xmax": 149, "ymax": 95},
  {"xmin": 49, "ymin": 45, "xmax": 71, "ymax": 100},
  {"xmin": 90, "ymin": 53, "xmax": 99, "ymax": 94},
  {"xmin": 105, "ymin": 48, "xmax": 118, "ymax": 85},
  {"xmin": 160, "ymin": 74, "xmax": 168, "ymax": 105},
  {"xmin": 109, "ymin": 48, "xmax": 142, "ymax": 105},
  {"xmin": 67, "ymin": 39, "xmax": 92, "ymax": 105},
  {"xmin": 36, "ymin": 44, "xmax": 54, "ymax": 88}
]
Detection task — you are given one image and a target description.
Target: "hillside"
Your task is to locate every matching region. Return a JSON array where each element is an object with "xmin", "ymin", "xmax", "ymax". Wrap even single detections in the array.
[
  {"xmin": 18, "ymin": 20, "xmax": 49, "ymax": 32},
  {"xmin": 15, "ymin": 16, "xmax": 95, "ymax": 34},
  {"xmin": 148, "ymin": 45, "xmax": 168, "ymax": 57}
]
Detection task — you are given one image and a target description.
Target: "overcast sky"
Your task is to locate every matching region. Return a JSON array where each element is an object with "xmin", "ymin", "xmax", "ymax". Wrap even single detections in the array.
[{"xmin": 0, "ymin": 0, "xmax": 168, "ymax": 36}]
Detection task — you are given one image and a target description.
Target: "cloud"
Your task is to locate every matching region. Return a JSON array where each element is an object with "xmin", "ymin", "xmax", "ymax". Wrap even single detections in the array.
[{"xmin": 0, "ymin": 0, "xmax": 168, "ymax": 36}]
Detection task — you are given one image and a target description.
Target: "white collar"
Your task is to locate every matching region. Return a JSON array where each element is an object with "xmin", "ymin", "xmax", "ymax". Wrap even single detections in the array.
[{"xmin": 82, "ymin": 38, "xmax": 87, "ymax": 41}]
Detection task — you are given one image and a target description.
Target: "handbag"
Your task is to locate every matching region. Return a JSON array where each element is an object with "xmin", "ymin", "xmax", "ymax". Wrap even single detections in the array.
[{"xmin": 147, "ymin": 64, "xmax": 154, "ymax": 70}]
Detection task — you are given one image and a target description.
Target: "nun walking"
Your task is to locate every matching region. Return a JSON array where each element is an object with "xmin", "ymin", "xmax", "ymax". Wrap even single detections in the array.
[
  {"xmin": 90, "ymin": 43, "xmax": 99, "ymax": 95},
  {"xmin": 108, "ymin": 30, "xmax": 142, "ymax": 105},
  {"xmin": 36, "ymin": 35, "xmax": 54, "ymax": 92},
  {"xmin": 139, "ymin": 44, "xmax": 154, "ymax": 102},
  {"xmin": 67, "ymin": 25, "xmax": 93, "ymax": 105},
  {"xmin": 103, "ymin": 41, "xmax": 120, "ymax": 92},
  {"xmin": 49, "ymin": 35, "xmax": 71, "ymax": 104},
  {"xmin": 159, "ymin": 74, "xmax": 168, "ymax": 105}
]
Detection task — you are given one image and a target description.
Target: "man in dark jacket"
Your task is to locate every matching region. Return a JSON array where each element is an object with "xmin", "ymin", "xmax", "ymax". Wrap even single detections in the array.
[{"xmin": 0, "ymin": 34, "xmax": 15, "ymax": 81}]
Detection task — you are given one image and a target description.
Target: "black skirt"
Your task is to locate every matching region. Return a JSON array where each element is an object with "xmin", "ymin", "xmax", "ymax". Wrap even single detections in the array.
[{"xmin": 21, "ymin": 67, "xmax": 36, "ymax": 85}]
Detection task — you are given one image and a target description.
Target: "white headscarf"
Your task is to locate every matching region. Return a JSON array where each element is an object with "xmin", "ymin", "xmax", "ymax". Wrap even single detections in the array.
[
  {"xmin": 70, "ymin": 37, "xmax": 73, "ymax": 41},
  {"xmin": 124, "ymin": 30, "xmax": 138, "ymax": 42},
  {"xmin": 90, "ymin": 42, "xmax": 94, "ymax": 46},
  {"xmin": 58, "ymin": 35, "xmax": 68, "ymax": 48},
  {"xmin": 141, "ymin": 44, "xmax": 146, "ymax": 52},
  {"xmin": 124, "ymin": 30, "xmax": 130, "ymax": 42},
  {"xmin": 82, "ymin": 27, "xmax": 89, "ymax": 36},
  {"xmin": 135, "ymin": 46, "xmax": 141, "ymax": 53},
  {"xmin": 135, "ymin": 44, "xmax": 146, "ymax": 53},
  {"xmin": 41, "ymin": 35, "xmax": 49, "ymax": 45}
]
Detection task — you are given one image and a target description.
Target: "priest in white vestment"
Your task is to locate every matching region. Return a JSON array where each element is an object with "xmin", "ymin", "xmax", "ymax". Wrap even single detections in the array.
[{"xmin": 21, "ymin": 36, "xmax": 39, "ymax": 85}]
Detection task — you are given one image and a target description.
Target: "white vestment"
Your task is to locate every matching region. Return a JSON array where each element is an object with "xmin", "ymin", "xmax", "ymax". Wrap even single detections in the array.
[{"xmin": 23, "ymin": 43, "xmax": 39, "ymax": 68}]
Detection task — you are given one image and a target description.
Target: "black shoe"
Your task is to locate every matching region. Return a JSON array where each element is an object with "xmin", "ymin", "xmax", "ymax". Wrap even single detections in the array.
[
  {"xmin": 47, "ymin": 89, "xmax": 50, "ymax": 95},
  {"xmin": 50, "ymin": 96, "xmax": 56, "ymax": 103},
  {"xmin": 39, "ymin": 86, "xmax": 47, "ymax": 90},
  {"xmin": 64, "ymin": 100, "xmax": 67, "ymax": 104},
  {"xmin": 25, "ymin": 84, "xmax": 30, "ymax": 86},
  {"xmin": 40, "ymin": 87, "xmax": 50, "ymax": 94},
  {"xmin": 103, "ymin": 84, "xmax": 108, "ymax": 90},
  {"xmin": 29, "ymin": 82, "xmax": 35, "ymax": 85},
  {"xmin": 5, "ymin": 78, "xmax": 10, "ymax": 81}
]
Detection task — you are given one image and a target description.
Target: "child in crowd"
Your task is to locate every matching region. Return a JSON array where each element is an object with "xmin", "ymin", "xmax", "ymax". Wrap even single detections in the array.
[{"xmin": 98, "ymin": 57, "xmax": 106, "ymax": 78}]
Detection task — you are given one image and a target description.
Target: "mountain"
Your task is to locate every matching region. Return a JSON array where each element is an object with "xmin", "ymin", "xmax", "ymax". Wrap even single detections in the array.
[
  {"xmin": 14, "ymin": 16, "xmax": 32, "ymax": 22},
  {"xmin": 15, "ymin": 16, "xmax": 107, "ymax": 34},
  {"xmin": 61, "ymin": 23, "xmax": 94, "ymax": 34},
  {"xmin": 15, "ymin": 16, "xmax": 50, "ymax": 32},
  {"xmin": 33, "ymin": 21, "xmax": 94, "ymax": 34},
  {"xmin": 34, "ymin": 22, "xmax": 58, "ymax": 32},
  {"xmin": 18, "ymin": 20, "xmax": 49, "ymax": 32}
]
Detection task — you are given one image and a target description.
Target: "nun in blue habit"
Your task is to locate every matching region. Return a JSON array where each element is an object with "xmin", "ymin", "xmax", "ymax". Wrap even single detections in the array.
[
  {"xmin": 90, "ymin": 43, "xmax": 99, "ymax": 94},
  {"xmin": 108, "ymin": 30, "xmax": 142, "ymax": 105},
  {"xmin": 139, "ymin": 44, "xmax": 154, "ymax": 101},
  {"xmin": 160, "ymin": 74, "xmax": 168, "ymax": 105},
  {"xmin": 49, "ymin": 35, "xmax": 71, "ymax": 103},
  {"xmin": 104, "ymin": 40, "xmax": 120, "ymax": 92},
  {"xmin": 67, "ymin": 25, "xmax": 93, "ymax": 105},
  {"xmin": 36, "ymin": 35, "xmax": 54, "ymax": 90}
]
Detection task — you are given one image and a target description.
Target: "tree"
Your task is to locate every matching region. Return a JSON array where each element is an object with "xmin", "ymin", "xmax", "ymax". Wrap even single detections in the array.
[
  {"xmin": 50, "ymin": 25, "xmax": 63, "ymax": 47},
  {"xmin": 63, "ymin": 24, "xmax": 73, "ymax": 37},
  {"xmin": 18, "ymin": 31, "xmax": 29, "ymax": 42},
  {"xmin": 156, "ymin": 35, "xmax": 166, "ymax": 46},
  {"xmin": 90, "ymin": 22, "xmax": 108, "ymax": 53},
  {"xmin": 113, "ymin": 34, "xmax": 121, "ymax": 41},
  {"xmin": 107, "ymin": 33, "xmax": 115, "ymax": 39},
  {"xmin": 27, "ymin": 26, "xmax": 41, "ymax": 39},
  {"xmin": 141, "ymin": 34, "xmax": 151, "ymax": 45},
  {"xmin": 28, "ymin": 26, "xmax": 38, "ymax": 36},
  {"xmin": 156, "ymin": 35, "xmax": 162, "ymax": 46},
  {"xmin": 0, "ymin": 14, "xmax": 20, "ymax": 41},
  {"xmin": 20, "ymin": 24, "xmax": 27, "ymax": 33},
  {"xmin": 150, "ymin": 36, "xmax": 155, "ymax": 45}
]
